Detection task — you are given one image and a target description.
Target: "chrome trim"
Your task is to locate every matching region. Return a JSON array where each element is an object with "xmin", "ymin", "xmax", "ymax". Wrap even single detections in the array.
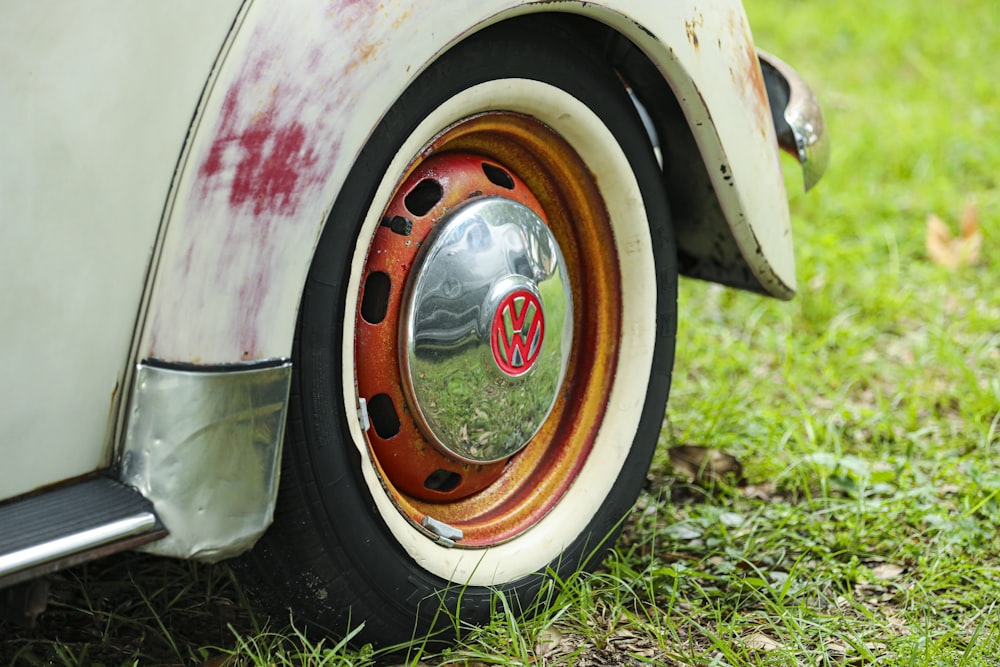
[
  {"xmin": 400, "ymin": 197, "xmax": 572, "ymax": 464},
  {"xmin": 0, "ymin": 513, "xmax": 156, "ymax": 578},
  {"xmin": 759, "ymin": 50, "xmax": 830, "ymax": 191},
  {"xmin": 120, "ymin": 360, "xmax": 292, "ymax": 562},
  {"xmin": 420, "ymin": 515, "xmax": 463, "ymax": 547}
]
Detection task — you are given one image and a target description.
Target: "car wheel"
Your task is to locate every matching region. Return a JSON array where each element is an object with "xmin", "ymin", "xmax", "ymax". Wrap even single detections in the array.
[{"xmin": 240, "ymin": 19, "xmax": 677, "ymax": 648}]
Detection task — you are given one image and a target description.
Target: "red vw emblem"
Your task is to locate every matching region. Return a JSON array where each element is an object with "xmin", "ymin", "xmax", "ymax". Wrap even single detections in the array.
[{"xmin": 490, "ymin": 289, "xmax": 544, "ymax": 376}]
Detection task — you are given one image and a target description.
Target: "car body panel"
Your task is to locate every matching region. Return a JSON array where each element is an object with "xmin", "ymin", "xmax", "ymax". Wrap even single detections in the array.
[{"xmin": 0, "ymin": 1, "xmax": 242, "ymax": 500}]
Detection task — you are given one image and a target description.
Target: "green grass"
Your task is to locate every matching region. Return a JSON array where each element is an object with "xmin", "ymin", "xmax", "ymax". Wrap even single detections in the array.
[{"xmin": 2, "ymin": 0, "xmax": 997, "ymax": 664}]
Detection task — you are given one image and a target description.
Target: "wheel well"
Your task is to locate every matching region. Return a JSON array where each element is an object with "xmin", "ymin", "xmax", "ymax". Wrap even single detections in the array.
[{"xmin": 483, "ymin": 13, "xmax": 770, "ymax": 296}]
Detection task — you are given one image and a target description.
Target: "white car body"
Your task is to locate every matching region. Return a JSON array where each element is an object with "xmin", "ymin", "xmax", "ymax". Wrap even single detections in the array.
[{"xmin": 0, "ymin": 0, "xmax": 826, "ymax": 588}]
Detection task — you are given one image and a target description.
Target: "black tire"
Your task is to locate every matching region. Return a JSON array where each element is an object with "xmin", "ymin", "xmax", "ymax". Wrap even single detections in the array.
[{"xmin": 239, "ymin": 19, "xmax": 677, "ymax": 648}]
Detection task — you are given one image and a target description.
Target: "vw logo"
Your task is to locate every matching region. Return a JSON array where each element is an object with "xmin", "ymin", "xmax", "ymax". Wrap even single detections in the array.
[{"xmin": 490, "ymin": 289, "xmax": 544, "ymax": 376}]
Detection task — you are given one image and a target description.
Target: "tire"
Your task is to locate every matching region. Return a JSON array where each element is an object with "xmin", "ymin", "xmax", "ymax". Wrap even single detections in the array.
[{"xmin": 239, "ymin": 19, "xmax": 677, "ymax": 648}]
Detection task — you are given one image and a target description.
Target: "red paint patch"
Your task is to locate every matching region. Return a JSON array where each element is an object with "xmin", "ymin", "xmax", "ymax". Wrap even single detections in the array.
[
  {"xmin": 232, "ymin": 118, "xmax": 315, "ymax": 215},
  {"xmin": 198, "ymin": 82, "xmax": 318, "ymax": 216}
]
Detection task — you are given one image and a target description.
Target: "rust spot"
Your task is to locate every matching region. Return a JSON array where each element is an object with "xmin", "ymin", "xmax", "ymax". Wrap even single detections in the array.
[
  {"xmin": 744, "ymin": 40, "xmax": 770, "ymax": 120},
  {"xmin": 685, "ymin": 23, "xmax": 699, "ymax": 48},
  {"xmin": 728, "ymin": 10, "xmax": 771, "ymax": 143},
  {"xmin": 344, "ymin": 40, "xmax": 382, "ymax": 75},
  {"xmin": 685, "ymin": 13, "xmax": 704, "ymax": 49},
  {"xmin": 358, "ymin": 41, "xmax": 378, "ymax": 62},
  {"xmin": 390, "ymin": 8, "xmax": 412, "ymax": 31}
]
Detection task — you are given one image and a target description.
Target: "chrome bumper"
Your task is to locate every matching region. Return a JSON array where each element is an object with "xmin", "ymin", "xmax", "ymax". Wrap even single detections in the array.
[{"xmin": 759, "ymin": 50, "xmax": 830, "ymax": 191}]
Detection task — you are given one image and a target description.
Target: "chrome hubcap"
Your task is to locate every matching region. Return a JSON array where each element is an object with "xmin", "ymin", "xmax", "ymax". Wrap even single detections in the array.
[{"xmin": 401, "ymin": 197, "xmax": 572, "ymax": 464}]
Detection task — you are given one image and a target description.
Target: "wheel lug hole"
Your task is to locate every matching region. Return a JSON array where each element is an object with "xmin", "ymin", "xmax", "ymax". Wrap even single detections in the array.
[
  {"xmin": 367, "ymin": 393, "xmax": 401, "ymax": 439},
  {"xmin": 404, "ymin": 178, "xmax": 443, "ymax": 216},
  {"xmin": 424, "ymin": 469, "xmax": 462, "ymax": 492},
  {"xmin": 360, "ymin": 272, "xmax": 391, "ymax": 324},
  {"xmin": 482, "ymin": 162, "xmax": 515, "ymax": 189}
]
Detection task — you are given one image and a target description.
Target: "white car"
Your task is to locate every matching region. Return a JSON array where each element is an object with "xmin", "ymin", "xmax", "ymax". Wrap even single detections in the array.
[{"xmin": 0, "ymin": 0, "xmax": 827, "ymax": 647}]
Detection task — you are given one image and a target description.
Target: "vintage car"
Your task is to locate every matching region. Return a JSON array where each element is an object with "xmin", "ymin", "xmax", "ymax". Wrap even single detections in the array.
[{"xmin": 0, "ymin": 0, "xmax": 827, "ymax": 647}]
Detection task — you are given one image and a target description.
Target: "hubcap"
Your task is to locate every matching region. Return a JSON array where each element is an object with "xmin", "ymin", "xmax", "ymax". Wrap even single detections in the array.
[{"xmin": 401, "ymin": 197, "xmax": 572, "ymax": 464}]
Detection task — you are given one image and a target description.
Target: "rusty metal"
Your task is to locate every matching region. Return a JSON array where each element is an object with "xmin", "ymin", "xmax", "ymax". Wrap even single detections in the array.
[{"xmin": 354, "ymin": 113, "xmax": 621, "ymax": 547}]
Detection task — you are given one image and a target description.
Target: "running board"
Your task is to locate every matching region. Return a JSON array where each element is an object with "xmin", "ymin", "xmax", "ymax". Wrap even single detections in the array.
[{"xmin": 0, "ymin": 476, "xmax": 166, "ymax": 589}]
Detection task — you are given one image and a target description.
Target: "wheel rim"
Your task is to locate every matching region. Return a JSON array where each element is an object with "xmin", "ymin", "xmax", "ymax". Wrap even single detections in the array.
[{"xmin": 353, "ymin": 111, "xmax": 623, "ymax": 547}]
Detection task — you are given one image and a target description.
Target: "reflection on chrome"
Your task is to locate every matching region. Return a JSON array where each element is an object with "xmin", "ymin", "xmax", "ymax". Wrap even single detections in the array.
[
  {"xmin": 758, "ymin": 49, "xmax": 830, "ymax": 192},
  {"xmin": 401, "ymin": 197, "xmax": 572, "ymax": 464}
]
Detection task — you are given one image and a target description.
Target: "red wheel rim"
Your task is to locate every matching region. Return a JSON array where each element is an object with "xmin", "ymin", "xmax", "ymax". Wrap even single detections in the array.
[{"xmin": 354, "ymin": 112, "xmax": 621, "ymax": 547}]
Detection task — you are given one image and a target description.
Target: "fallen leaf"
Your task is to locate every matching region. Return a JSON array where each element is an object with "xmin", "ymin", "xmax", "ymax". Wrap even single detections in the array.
[
  {"xmin": 535, "ymin": 627, "xmax": 564, "ymax": 658},
  {"xmin": 744, "ymin": 631, "xmax": 783, "ymax": 651},
  {"xmin": 822, "ymin": 640, "xmax": 849, "ymax": 664},
  {"xmin": 926, "ymin": 202, "xmax": 982, "ymax": 269},
  {"xmin": 884, "ymin": 610, "xmax": 910, "ymax": 635},
  {"xmin": 820, "ymin": 638, "xmax": 885, "ymax": 666},
  {"xmin": 607, "ymin": 628, "xmax": 658, "ymax": 658},
  {"xmin": 870, "ymin": 563, "xmax": 905, "ymax": 580},
  {"xmin": 740, "ymin": 482, "xmax": 776, "ymax": 501},
  {"xmin": 668, "ymin": 445, "xmax": 743, "ymax": 483},
  {"xmin": 719, "ymin": 511, "xmax": 744, "ymax": 527},
  {"xmin": 664, "ymin": 522, "xmax": 702, "ymax": 540}
]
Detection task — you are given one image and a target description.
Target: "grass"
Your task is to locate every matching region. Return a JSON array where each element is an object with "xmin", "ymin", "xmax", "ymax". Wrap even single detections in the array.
[{"xmin": 2, "ymin": 0, "xmax": 997, "ymax": 664}]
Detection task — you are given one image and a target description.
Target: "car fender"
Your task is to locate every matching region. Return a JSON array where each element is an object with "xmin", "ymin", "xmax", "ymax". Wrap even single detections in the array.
[{"xmin": 138, "ymin": 0, "xmax": 795, "ymax": 368}]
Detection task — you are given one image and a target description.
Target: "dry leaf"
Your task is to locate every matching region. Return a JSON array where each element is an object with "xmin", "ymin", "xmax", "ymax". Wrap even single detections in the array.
[
  {"xmin": 740, "ymin": 482, "xmax": 776, "ymax": 501},
  {"xmin": 607, "ymin": 628, "xmax": 658, "ymax": 658},
  {"xmin": 926, "ymin": 202, "xmax": 982, "ymax": 269},
  {"xmin": 820, "ymin": 639, "xmax": 886, "ymax": 666},
  {"xmin": 535, "ymin": 627, "xmax": 564, "ymax": 658},
  {"xmin": 870, "ymin": 563, "xmax": 905, "ymax": 580},
  {"xmin": 822, "ymin": 640, "xmax": 850, "ymax": 663},
  {"xmin": 668, "ymin": 445, "xmax": 743, "ymax": 483},
  {"xmin": 665, "ymin": 523, "xmax": 703, "ymax": 541},
  {"xmin": 884, "ymin": 610, "xmax": 910, "ymax": 635},
  {"xmin": 744, "ymin": 631, "xmax": 783, "ymax": 651}
]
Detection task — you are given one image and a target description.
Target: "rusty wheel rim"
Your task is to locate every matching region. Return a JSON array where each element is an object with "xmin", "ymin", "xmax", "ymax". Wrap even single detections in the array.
[{"xmin": 353, "ymin": 112, "xmax": 621, "ymax": 547}]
